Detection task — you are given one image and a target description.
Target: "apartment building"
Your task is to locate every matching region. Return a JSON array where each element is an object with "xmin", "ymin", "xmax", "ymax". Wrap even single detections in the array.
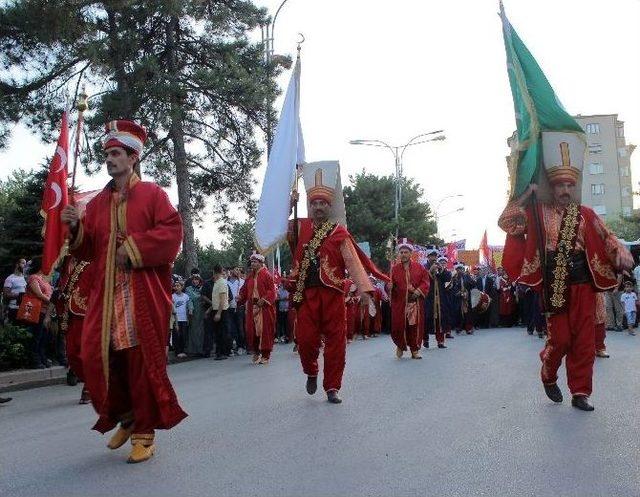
[{"xmin": 575, "ymin": 114, "xmax": 635, "ymax": 218}]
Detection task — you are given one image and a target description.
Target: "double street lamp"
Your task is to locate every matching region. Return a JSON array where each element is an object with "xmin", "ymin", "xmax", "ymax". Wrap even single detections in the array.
[
  {"xmin": 349, "ymin": 130, "xmax": 446, "ymax": 236},
  {"xmin": 434, "ymin": 193, "xmax": 464, "ymax": 238},
  {"xmin": 261, "ymin": 0, "xmax": 295, "ymax": 155}
]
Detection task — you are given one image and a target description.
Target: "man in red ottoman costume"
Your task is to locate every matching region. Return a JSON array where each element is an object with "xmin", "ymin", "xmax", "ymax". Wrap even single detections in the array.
[
  {"xmin": 390, "ymin": 239, "xmax": 430, "ymax": 359},
  {"xmin": 61, "ymin": 119, "xmax": 186, "ymax": 462},
  {"xmin": 499, "ymin": 134, "xmax": 632, "ymax": 411},
  {"xmin": 287, "ymin": 161, "xmax": 388, "ymax": 404},
  {"xmin": 238, "ymin": 252, "xmax": 276, "ymax": 364}
]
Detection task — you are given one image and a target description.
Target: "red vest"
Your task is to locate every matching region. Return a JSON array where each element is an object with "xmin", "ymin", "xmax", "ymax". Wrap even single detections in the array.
[
  {"xmin": 291, "ymin": 219, "xmax": 351, "ymax": 293},
  {"xmin": 503, "ymin": 204, "xmax": 617, "ymax": 291}
]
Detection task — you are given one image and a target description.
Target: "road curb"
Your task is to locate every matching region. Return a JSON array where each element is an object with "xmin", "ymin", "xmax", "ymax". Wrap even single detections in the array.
[
  {"xmin": 0, "ymin": 355, "xmax": 202, "ymax": 393},
  {"xmin": 0, "ymin": 366, "xmax": 67, "ymax": 393}
]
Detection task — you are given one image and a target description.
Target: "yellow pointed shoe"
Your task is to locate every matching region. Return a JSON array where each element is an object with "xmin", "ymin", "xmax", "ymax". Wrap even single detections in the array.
[
  {"xmin": 127, "ymin": 442, "xmax": 155, "ymax": 464},
  {"xmin": 107, "ymin": 424, "xmax": 134, "ymax": 450},
  {"xmin": 395, "ymin": 347, "xmax": 403, "ymax": 359},
  {"xmin": 127, "ymin": 434, "xmax": 155, "ymax": 464},
  {"xmin": 410, "ymin": 351, "xmax": 423, "ymax": 360}
]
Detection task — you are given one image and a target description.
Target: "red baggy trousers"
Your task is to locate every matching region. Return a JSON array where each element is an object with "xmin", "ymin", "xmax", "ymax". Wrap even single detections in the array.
[
  {"xmin": 541, "ymin": 283, "xmax": 596, "ymax": 396},
  {"xmin": 106, "ymin": 346, "xmax": 160, "ymax": 434},
  {"xmin": 595, "ymin": 322, "xmax": 606, "ymax": 353},
  {"xmin": 391, "ymin": 323, "xmax": 421, "ymax": 352},
  {"xmin": 65, "ymin": 315, "xmax": 84, "ymax": 381},
  {"xmin": 296, "ymin": 287, "xmax": 346, "ymax": 392}
]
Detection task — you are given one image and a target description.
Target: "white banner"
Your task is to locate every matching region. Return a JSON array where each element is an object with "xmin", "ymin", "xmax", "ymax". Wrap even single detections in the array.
[{"xmin": 255, "ymin": 56, "xmax": 305, "ymax": 253}]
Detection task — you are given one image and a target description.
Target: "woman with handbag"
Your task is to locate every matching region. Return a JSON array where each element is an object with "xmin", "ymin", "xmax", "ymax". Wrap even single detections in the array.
[{"xmin": 21, "ymin": 258, "xmax": 53, "ymax": 368}]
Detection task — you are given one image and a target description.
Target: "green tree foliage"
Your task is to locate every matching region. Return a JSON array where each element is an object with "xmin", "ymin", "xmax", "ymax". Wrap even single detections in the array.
[
  {"xmin": 0, "ymin": 0, "xmax": 280, "ymax": 272},
  {"xmin": 0, "ymin": 168, "xmax": 47, "ymax": 277},
  {"xmin": 606, "ymin": 215, "xmax": 640, "ymax": 242},
  {"xmin": 343, "ymin": 171, "xmax": 440, "ymax": 268},
  {"xmin": 174, "ymin": 219, "xmax": 257, "ymax": 277}
]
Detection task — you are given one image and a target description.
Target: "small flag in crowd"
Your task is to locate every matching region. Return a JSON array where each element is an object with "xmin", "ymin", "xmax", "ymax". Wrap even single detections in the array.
[{"xmin": 478, "ymin": 229, "xmax": 496, "ymax": 271}]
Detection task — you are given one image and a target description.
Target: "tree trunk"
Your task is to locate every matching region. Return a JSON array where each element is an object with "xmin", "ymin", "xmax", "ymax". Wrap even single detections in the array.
[{"xmin": 167, "ymin": 16, "xmax": 198, "ymax": 274}]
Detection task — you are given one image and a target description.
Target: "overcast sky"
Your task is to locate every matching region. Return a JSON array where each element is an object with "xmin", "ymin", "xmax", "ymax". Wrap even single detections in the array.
[{"xmin": 1, "ymin": 0, "xmax": 638, "ymax": 249}]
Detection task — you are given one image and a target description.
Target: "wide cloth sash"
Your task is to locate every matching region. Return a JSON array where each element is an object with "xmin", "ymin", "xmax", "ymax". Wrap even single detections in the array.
[{"xmin": 547, "ymin": 203, "xmax": 580, "ymax": 314}]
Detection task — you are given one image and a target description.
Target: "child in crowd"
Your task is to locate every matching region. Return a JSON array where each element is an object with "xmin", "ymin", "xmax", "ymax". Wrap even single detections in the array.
[
  {"xmin": 620, "ymin": 281, "xmax": 637, "ymax": 336},
  {"xmin": 172, "ymin": 281, "xmax": 191, "ymax": 358}
]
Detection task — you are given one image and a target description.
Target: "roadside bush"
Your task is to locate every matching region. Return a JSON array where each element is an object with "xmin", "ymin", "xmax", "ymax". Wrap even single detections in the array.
[{"xmin": 0, "ymin": 323, "xmax": 31, "ymax": 371}]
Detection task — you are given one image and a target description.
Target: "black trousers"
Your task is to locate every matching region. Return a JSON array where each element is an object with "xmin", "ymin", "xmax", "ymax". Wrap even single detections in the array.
[
  {"xmin": 172, "ymin": 321, "xmax": 187, "ymax": 355},
  {"xmin": 276, "ymin": 310, "xmax": 289, "ymax": 340},
  {"xmin": 227, "ymin": 307, "xmax": 246, "ymax": 350},
  {"xmin": 213, "ymin": 310, "xmax": 231, "ymax": 357},
  {"xmin": 28, "ymin": 315, "xmax": 47, "ymax": 367}
]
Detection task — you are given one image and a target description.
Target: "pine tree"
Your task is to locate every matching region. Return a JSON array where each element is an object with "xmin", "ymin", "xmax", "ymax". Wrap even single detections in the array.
[{"xmin": 0, "ymin": 1, "xmax": 280, "ymax": 272}]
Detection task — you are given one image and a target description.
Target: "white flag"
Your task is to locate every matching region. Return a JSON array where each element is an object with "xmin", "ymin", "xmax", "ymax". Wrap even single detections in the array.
[{"xmin": 255, "ymin": 56, "xmax": 305, "ymax": 253}]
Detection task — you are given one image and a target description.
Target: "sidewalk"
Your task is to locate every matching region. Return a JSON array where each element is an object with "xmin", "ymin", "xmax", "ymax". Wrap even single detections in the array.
[
  {"xmin": 0, "ymin": 355, "xmax": 203, "ymax": 393},
  {"xmin": 0, "ymin": 366, "xmax": 67, "ymax": 393}
]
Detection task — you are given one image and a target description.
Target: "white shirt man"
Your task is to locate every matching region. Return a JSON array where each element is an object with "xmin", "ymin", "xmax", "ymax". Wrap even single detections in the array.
[
  {"xmin": 4, "ymin": 272, "xmax": 27, "ymax": 311},
  {"xmin": 227, "ymin": 273, "xmax": 245, "ymax": 310}
]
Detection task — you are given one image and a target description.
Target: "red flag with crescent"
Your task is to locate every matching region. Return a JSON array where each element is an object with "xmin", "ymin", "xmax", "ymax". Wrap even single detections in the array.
[
  {"xmin": 478, "ymin": 229, "xmax": 496, "ymax": 271},
  {"xmin": 41, "ymin": 111, "xmax": 69, "ymax": 276},
  {"xmin": 444, "ymin": 242, "xmax": 458, "ymax": 270}
]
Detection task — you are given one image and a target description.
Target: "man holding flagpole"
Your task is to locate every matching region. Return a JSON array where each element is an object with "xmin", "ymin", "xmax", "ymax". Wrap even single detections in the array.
[
  {"xmin": 498, "ymin": 3, "xmax": 632, "ymax": 411},
  {"xmin": 287, "ymin": 161, "xmax": 389, "ymax": 404},
  {"xmin": 61, "ymin": 119, "xmax": 186, "ymax": 462}
]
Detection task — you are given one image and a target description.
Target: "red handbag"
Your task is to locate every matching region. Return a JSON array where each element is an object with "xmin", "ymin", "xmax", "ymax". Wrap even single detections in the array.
[{"xmin": 17, "ymin": 293, "xmax": 42, "ymax": 324}]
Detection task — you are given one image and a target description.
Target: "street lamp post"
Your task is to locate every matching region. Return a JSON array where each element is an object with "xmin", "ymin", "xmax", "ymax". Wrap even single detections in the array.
[
  {"xmin": 261, "ymin": 0, "xmax": 293, "ymax": 156},
  {"xmin": 350, "ymin": 130, "xmax": 445, "ymax": 237},
  {"xmin": 434, "ymin": 194, "xmax": 464, "ymax": 238}
]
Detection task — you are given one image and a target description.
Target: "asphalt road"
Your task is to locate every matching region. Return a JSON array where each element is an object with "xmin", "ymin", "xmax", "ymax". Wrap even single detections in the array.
[{"xmin": 2, "ymin": 327, "xmax": 640, "ymax": 497}]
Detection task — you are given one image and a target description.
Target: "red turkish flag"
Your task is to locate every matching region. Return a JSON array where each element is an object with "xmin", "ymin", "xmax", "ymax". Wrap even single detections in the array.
[
  {"xmin": 444, "ymin": 242, "xmax": 458, "ymax": 270},
  {"xmin": 41, "ymin": 112, "xmax": 70, "ymax": 276},
  {"xmin": 478, "ymin": 229, "xmax": 496, "ymax": 271}
]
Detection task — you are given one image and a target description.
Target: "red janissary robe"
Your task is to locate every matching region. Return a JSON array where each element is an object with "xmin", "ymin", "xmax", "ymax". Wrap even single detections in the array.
[
  {"xmin": 390, "ymin": 260, "xmax": 430, "ymax": 346},
  {"xmin": 499, "ymin": 202, "xmax": 625, "ymax": 290},
  {"xmin": 343, "ymin": 279, "xmax": 358, "ymax": 340},
  {"xmin": 70, "ymin": 174, "xmax": 187, "ymax": 433},
  {"xmin": 373, "ymin": 286, "xmax": 383, "ymax": 334},
  {"xmin": 497, "ymin": 275, "xmax": 516, "ymax": 317},
  {"xmin": 56, "ymin": 257, "xmax": 92, "ymax": 381},
  {"xmin": 287, "ymin": 219, "xmax": 390, "ymax": 296},
  {"xmin": 238, "ymin": 266, "xmax": 276, "ymax": 353}
]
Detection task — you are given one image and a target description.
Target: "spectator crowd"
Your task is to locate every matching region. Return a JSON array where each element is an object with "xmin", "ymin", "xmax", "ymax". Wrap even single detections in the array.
[{"xmin": 3, "ymin": 255, "xmax": 640, "ymax": 373}]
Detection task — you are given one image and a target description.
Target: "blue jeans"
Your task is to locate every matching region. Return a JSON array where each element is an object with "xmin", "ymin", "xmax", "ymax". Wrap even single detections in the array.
[{"xmin": 626, "ymin": 311, "xmax": 636, "ymax": 328}]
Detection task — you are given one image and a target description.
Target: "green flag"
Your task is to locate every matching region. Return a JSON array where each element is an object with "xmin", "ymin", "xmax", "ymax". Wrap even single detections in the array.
[{"xmin": 500, "ymin": 2, "xmax": 585, "ymax": 198}]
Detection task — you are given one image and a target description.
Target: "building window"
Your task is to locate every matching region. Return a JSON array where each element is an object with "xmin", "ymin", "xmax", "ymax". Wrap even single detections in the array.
[
  {"xmin": 620, "ymin": 167, "xmax": 630, "ymax": 177},
  {"xmin": 591, "ymin": 184, "xmax": 605, "ymax": 195},
  {"xmin": 619, "ymin": 147, "xmax": 628, "ymax": 157},
  {"xmin": 622, "ymin": 186, "xmax": 632, "ymax": 197},
  {"xmin": 593, "ymin": 205, "xmax": 607, "ymax": 216},
  {"xmin": 589, "ymin": 144, "xmax": 603, "ymax": 154},
  {"xmin": 589, "ymin": 163, "xmax": 604, "ymax": 174},
  {"xmin": 623, "ymin": 207, "xmax": 632, "ymax": 217},
  {"xmin": 617, "ymin": 125, "xmax": 625, "ymax": 138},
  {"xmin": 585, "ymin": 123, "xmax": 600, "ymax": 134}
]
